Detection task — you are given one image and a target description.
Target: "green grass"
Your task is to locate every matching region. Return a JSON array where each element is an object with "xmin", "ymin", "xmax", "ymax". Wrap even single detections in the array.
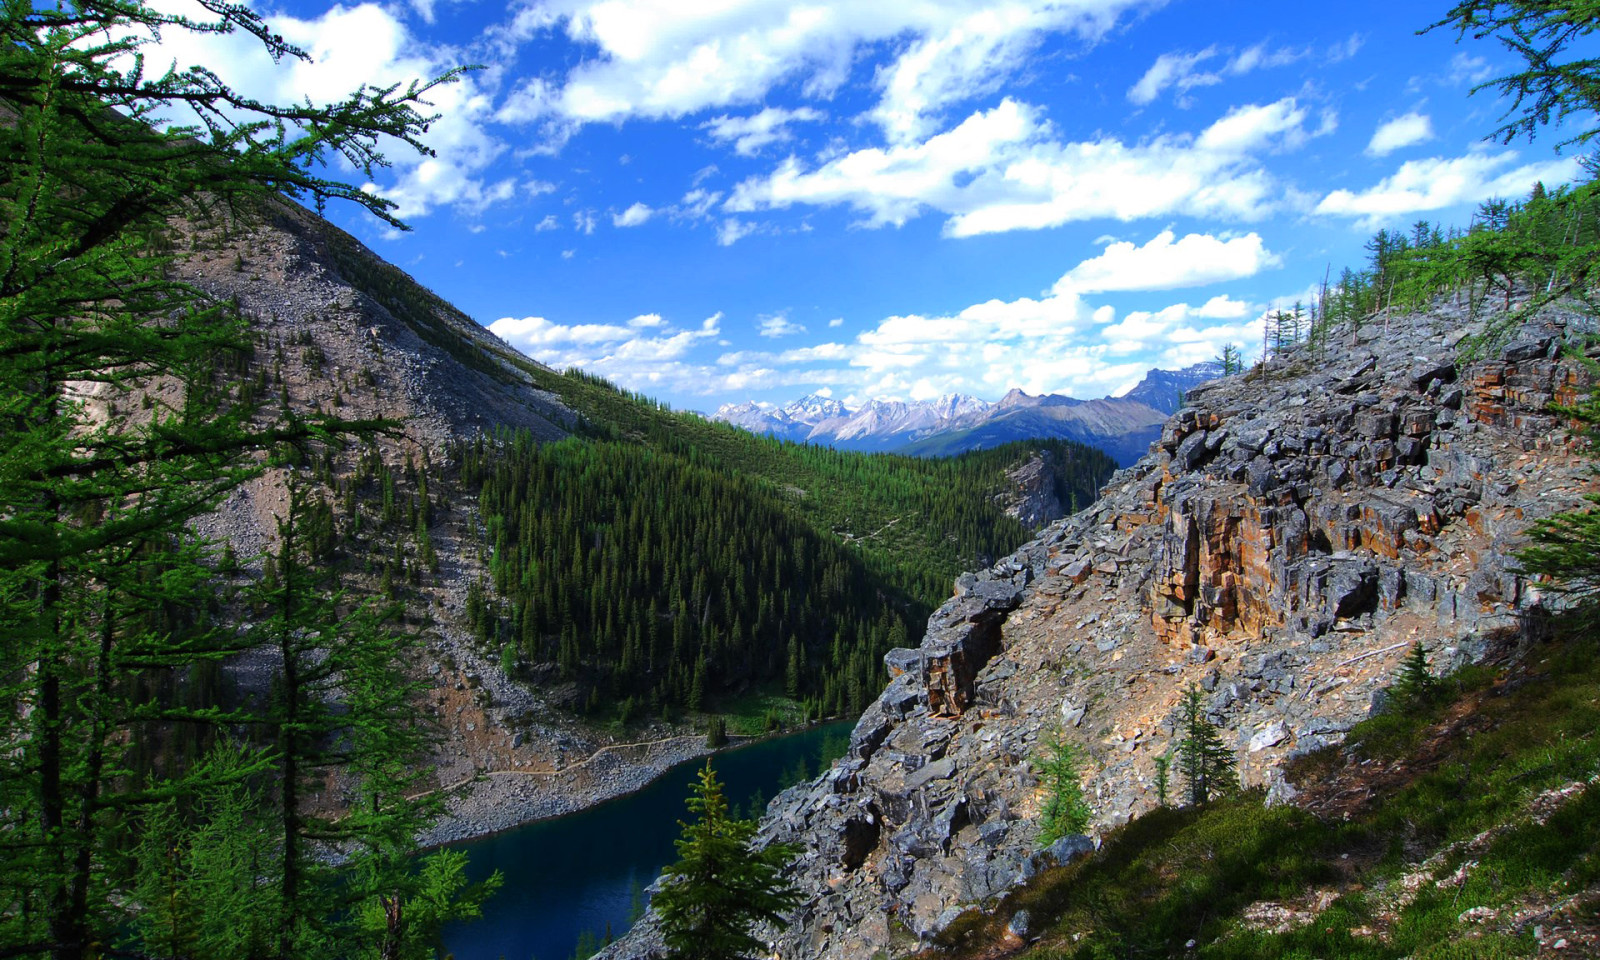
[
  {"xmin": 928, "ymin": 622, "xmax": 1600, "ymax": 960},
  {"xmin": 713, "ymin": 684, "xmax": 812, "ymax": 737}
]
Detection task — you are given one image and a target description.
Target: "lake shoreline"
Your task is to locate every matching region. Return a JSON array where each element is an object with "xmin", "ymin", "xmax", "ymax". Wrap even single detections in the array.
[
  {"xmin": 438, "ymin": 719, "xmax": 855, "ymax": 960},
  {"xmin": 419, "ymin": 720, "xmax": 850, "ymax": 849}
]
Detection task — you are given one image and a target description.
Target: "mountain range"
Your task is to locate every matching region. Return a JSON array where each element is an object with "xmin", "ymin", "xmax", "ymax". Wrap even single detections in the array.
[{"xmin": 711, "ymin": 362, "xmax": 1222, "ymax": 465}]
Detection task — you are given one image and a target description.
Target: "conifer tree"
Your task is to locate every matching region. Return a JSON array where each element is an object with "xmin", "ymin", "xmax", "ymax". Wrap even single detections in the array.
[
  {"xmin": 0, "ymin": 0, "xmax": 462, "ymax": 954},
  {"xmin": 1391, "ymin": 641, "xmax": 1440, "ymax": 711},
  {"xmin": 1036, "ymin": 733, "xmax": 1092, "ymax": 845},
  {"xmin": 1215, "ymin": 343, "xmax": 1244, "ymax": 376},
  {"xmin": 1153, "ymin": 750, "xmax": 1172, "ymax": 807},
  {"xmin": 1176, "ymin": 687, "xmax": 1237, "ymax": 806},
  {"xmin": 653, "ymin": 764, "xmax": 800, "ymax": 960},
  {"xmin": 1430, "ymin": 2, "xmax": 1600, "ymax": 151},
  {"xmin": 130, "ymin": 741, "xmax": 280, "ymax": 960}
]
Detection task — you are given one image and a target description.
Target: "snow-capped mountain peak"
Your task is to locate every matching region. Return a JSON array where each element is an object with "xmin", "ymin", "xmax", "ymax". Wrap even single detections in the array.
[{"xmin": 708, "ymin": 362, "xmax": 1221, "ymax": 461}]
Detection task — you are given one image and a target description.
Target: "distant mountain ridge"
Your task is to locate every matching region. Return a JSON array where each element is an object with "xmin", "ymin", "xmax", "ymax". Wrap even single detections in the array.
[{"xmin": 711, "ymin": 362, "xmax": 1224, "ymax": 465}]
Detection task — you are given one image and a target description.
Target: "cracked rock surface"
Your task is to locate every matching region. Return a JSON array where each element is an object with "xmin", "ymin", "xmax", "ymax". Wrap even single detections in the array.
[{"xmin": 604, "ymin": 302, "xmax": 1600, "ymax": 960}]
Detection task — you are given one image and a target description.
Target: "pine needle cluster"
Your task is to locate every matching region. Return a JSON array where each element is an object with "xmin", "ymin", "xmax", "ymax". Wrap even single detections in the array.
[{"xmin": 654, "ymin": 764, "xmax": 801, "ymax": 960}]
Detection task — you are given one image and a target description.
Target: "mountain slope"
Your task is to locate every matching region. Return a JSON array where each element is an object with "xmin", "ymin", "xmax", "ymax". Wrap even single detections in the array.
[
  {"xmin": 602, "ymin": 299, "xmax": 1600, "ymax": 960},
  {"xmin": 1120, "ymin": 360, "xmax": 1224, "ymax": 415},
  {"xmin": 172, "ymin": 199, "xmax": 1118, "ymax": 811},
  {"xmin": 894, "ymin": 395, "xmax": 1169, "ymax": 465}
]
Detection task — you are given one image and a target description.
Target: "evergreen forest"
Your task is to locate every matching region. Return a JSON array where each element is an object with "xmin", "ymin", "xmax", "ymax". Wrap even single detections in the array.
[{"xmin": 455, "ymin": 423, "xmax": 1115, "ymax": 720}]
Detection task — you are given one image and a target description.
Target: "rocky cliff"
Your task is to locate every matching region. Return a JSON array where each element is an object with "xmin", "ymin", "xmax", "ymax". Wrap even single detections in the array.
[
  {"xmin": 164, "ymin": 204, "xmax": 707, "ymax": 813},
  {"xmin": 604, "ymin": 299, "xmax": 1598, "ymax": 960},
  {"xmin": 993, "ymin": 450, "xmax": 1065, "ymax": 530}
]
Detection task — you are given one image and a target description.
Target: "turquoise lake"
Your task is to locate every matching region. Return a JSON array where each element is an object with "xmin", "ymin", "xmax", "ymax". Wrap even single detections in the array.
[{"xmin": 442, "ymin": 720, "xmax": 852, "ymax": 960}]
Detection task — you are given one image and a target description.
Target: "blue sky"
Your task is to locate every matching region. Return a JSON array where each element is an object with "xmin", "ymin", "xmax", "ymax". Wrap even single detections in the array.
[{"xmin": 163, "ymin": 0, "xmax": 1588, "ymax": 410}]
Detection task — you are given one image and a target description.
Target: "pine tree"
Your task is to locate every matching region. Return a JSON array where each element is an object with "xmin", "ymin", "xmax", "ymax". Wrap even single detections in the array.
[
  {"xmin": 1177, "ymin": 686, "xmax": 1237, "ymax": 806},
  {"xmin": 0, "ymin": 0, "xmax": 459, "ymax": 955},
  {"xmin": 1391, "ymin": 641, "xmax": 1440, "ymax": 711},
  {"xmin": 1215, "ymin": 343, "xmax": 1244, "ymax": 376},
  {"xmin": 1036, "ymin": 733, "xmax": 1092, "ymax": 845},
  {"xmin": 1153, "ymin": 750, "xmax": 1172, "ymax": 807},
  {"xmin": 1430, "ymin": 3, "xmax": 1600, "ymax": 151},
  {"xmin": 653, "ymin": 764, "xmax": 801, "ymax": 960},
  {"xmin": 705, "ymin": 715, "xmax": 728, "ymax": 748}
]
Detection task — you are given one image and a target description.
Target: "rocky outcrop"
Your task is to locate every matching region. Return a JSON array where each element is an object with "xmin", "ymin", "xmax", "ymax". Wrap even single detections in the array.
[
  {"xmin": 994, "ymin": 452, "xmax": 1065, "ymax": 530},
  {"xmin": 602, "ymin": 302, "xmax": 1600, "ymax": 960}
]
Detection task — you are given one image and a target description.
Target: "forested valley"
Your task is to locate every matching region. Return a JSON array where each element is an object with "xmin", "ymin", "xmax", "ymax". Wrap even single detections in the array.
[{"xmin": 456, "ymin": 426, "xmax": 1114, "ymax": 722}]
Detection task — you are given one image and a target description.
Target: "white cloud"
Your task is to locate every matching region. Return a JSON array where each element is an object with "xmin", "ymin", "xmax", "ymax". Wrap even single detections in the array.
[
  {"xmin": 1055, "ymin": 230, "xmax": 1280, "ymax": 294},
  {"xmin": 141, "ymin": 0, "xmax": 509, "ymax": 221},
  {"xmin": 717, "ymin": 218, "xmax": 761, "ymax": 246},
  {"xmin": 1226, "ymin": 42, "xmax": 1306, "ymax": 75},
  {"xmin": 729, "ymin": 97, "xmax": 1318, "ymax": 236},
  {"xmin": 613, "ymin": 202, "xmax": 654, "ymax": 227},
  {"xmin": 827, "ymin": 317, "xmax": 844, "ymax": 327},
  {"xmin": 490, "ymin": 260, "xmax": 1279, "ymax": 402},
  {"xmin": 1195, "ymin": 99, "xmax": 1311, "ymax": 154},
  {"xmin": 677, "ymin": 189, "xmax": 723, "ymax": 220},
  {"xmin": 490, "ymin": 315, "xmax": 634, "ymax": 346},
  {"xmin": 561, "ymin": 249, "xmax": 576, "ymax": 259},
  {"xmin": 1129, "ymin": 42, "xmax": 1308, "ymax": 107},
  {"xmin": 1098, "ymin": 297, "xmax": 1264, "ymax": 369},
  {"xmin": 1128, "ymin": 47, "xmax": 1220, "ymax": 106},
  {"xmin": 496, "ymin": 0, "xmax": 1153, "ymax": 138},
  {"xmin": 703, "ymin": 106, "xmax": 824, "ymax": 156},
  {"xmin": 489, "ymin": 311, "xmax": 722, "ymax": 382},
  {"xmin": 1316, "ymin": 151, "xmax": 1580, "ymax": 223},
  {"xmin": 1448, "ymin": 52, "xmax": 1494, "ymax": 86},
  {"xmin": 535, "ymin": 214, "xmax": 561, "ymax": 231},
  {"xmin": 869, "ymin": 2, "xmax": 1134, "ymax": 142},
  {"xmin": 1367, "ymin": 112, "xmax": 1434, "ymax": 156},
  {"xmin": 573, "ymin": 210, "xmax": 597, "ymax": 234},
  {"xmin": 758, "ymin": 315, "xmax": 807, "ymax": 338}
]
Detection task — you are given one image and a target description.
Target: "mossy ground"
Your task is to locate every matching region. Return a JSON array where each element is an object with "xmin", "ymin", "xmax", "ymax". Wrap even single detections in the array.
[{"xmin": 926, "ymin": 618, "xmax": 1600, "ymax": 960}]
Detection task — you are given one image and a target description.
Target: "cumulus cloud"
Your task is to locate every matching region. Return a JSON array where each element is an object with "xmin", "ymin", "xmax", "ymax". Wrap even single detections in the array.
[
  {"xmin": 1196, "ymin": 99, "xmax": 1312, "ymax": 153},
  {"xmin": 489, "ymin": 249, "xmax": 1281, "ymax": 402},
  {"xmin": 495, "ymin": 0, "xmax": 1152, "ymax": 141},
  {"xmin": 613, "ymin": 202, "xmax": 654, "ymax": 227},
  {"xmin": 489, "ymin": 312, "xmax": 723, "ymax": 384},
  {"xmin": 1367, "ymin": 112, "xmax": 1434, "ymax": 156},
  {"xmin": 141, "ymin": 0, "xmax": 509, "ymax": 221},
  {"xmin": 1055, "ymin": 230, "xmax": 1280, "ymax": 294},
  {"xmin": 697, "ymin": 242, "xmax": 1275, "ymax": 400},
  {"xmin": 703, "ymin": 106, "xmax": 824, "ymax": 155},
  {"xmin": 1317, "ymin": 151, "xmax": 1580, "ymax": 223},
  {"xmin": 1128, "ymin": 47, "xmax": 1221, "ymax": 106},
  {"xmin": 727, "ymin": 97, "xmax": 1320, "ymax": 236},
  {"xmin": 535, "ymin": 214, "xmax": 561, "ymax": 231},
  {"xmin": 489, "ymin": 315, "xmax": 634, "ymax": 347},
  {"xmin": 758, "ymin": 315, "xmax": 807, "ymax": 338}
]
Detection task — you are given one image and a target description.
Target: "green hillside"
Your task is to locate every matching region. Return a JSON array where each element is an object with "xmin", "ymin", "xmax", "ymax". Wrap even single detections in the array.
[{"xmin": 453, "ymin": 369, "xmax": 1116, "ymax": 720}]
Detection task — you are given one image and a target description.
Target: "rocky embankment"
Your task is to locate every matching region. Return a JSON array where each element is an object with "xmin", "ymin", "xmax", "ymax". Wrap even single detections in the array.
[
  {"xmin": 169, "ymin": 206, "xmax": 673, "ymax": 819},
  {"xmin": 603, "ymin": 302, "xmax": 1598, "ymax": 960},
  {"xmin": 419, "ymin": 733, "xmax": 739, "ymax": 846}
]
